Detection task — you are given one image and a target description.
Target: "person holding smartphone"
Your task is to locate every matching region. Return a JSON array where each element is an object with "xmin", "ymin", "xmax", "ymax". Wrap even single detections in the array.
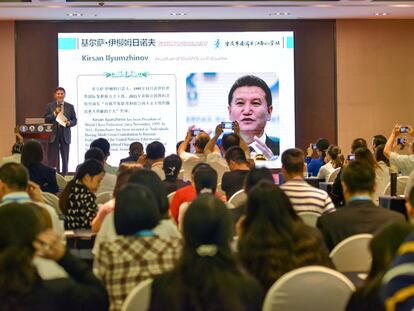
[
  {"xmin": 384, "ymin": 124, "xmax": 414, "ymax": 176},
  {"xmin": 227, "ymin": 75, "xmax": 279, "ymax": 160}
]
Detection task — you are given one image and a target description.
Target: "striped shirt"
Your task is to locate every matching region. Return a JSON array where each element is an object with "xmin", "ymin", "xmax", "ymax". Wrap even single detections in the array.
[
  {"xmin": 383, "ymin": 233, "xmax": 414, "ymax": 311},
  {"xmin": 280, "ymin": 179, "xmax": 336, "ymax": 215}
]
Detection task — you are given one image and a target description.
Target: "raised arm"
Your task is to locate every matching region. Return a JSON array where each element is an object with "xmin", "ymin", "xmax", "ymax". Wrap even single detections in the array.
[
  {"xmin": 384, "ymin": 124, "xmax": 401, "ymax": 159},
  {"xmin": 204, "ymin": 123, "xmax": 223, "ymax": 154}
]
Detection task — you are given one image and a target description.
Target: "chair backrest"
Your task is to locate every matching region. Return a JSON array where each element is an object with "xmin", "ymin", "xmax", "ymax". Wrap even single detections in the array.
[
  {"xmin": 383, "ymin": 176, "xmax": 409, "ymax": 196},
  {"xmin": 121, "ymin": 278, "xmax": 153, "ymax": 311},
  {"xmin": 55, "ymin": 173, "xmax": 67, "ymax": 192},
  {"xmin": 329, "ymin": 233, "xmax": 373, "ymax": 272},
  {"xmin": 228, "ymin": 189, "xmax": 247, "ymax": 207},
  {"xmin": 41, "ymin": 191, "xmax": 62, "ymax": 214},
  {"xmin": 297, "ymin": 211, "xmax": 320, "ymax": 227},
  {"xmin": 262, "ymin": 266, "xmax": 355, "ymax": 311},
  {"xmin": 327, "ymin": 167, "xmax": 341, "ymax": 183},
  {"xmin": 167, "ymin": 191, "xmax": 176, "ymax": 204},
  {"xmin": 96, "ymin": 191, "xmax": 113, "ymax": 205}
]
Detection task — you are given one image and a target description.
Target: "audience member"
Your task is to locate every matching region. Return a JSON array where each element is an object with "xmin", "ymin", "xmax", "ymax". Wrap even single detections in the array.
[
  {"xmin": 0, "ymin": 132, "xmax": 23, "ymax": 166},
  {"xmin": 84, "ymin": 147, "xmax": 117, "ymax": 194},
  {"xmin": 306, "ymin": 138, "xmax": 330, "ymax": 177},
  {"xmin": 60, "ymin": 159, "xmax": 105, "ymax": 229},
  {"xmin": 178, "ymin": 128, "xmax": 209, "ymax": 181},
  {"xmin": 119, "ymin": 141, "xmax": 143, "ymax": 165},
  {"xmin": 375, "ymin": 145, "xmax": 391, "ymax": 202},
  {"xmin": 95, "ymin": 184, "xmax": 181, "ymax": 311},
  {"xmin": 331, "ymin": 137, "xmax": 368, "ymax": 207},
  {"xmin": 149, "ymin": 194, "xmax": 264, "ymax": 311},
  {"xmin": 346, "ymin": 222, "xmax": 414, "ymax": 311},
  {"xmin": 280, "ymin": 148, "xmax": 335, "ymax": 215},
  {"xmin": 317, "ymin": 144, "xmax": 341, "ymax": 181},
  {"xmin": 382, "ymin": 187, "xmax": 414, "ymax": 311},
  {"xmin": 0, "ymin": 162, "xmax": 63, "ymax": 236},
  {"xmin": 405, "ymin": 168, "xmax": 414, "ymax": 199},
  {"xmin": 162, "ymin": 154, "xmax": 189, "ymax": 195},
  {"xmin": 21, "ymin": 140, "xmax": 59, "ymax": 194},
  {"xmin": 238, "ymin": 181, "xmax": 332, "ymax": 290},
  {"xmin": 372, "ymin": 134, "xmax": 387, "ymax": 153},
  {"xmin": 144, "ymin": 141, "xmax": 166, "ymax": 180},
  {"xmin": 178, "ymin": 164, "xmax": 218, "ymax": 230},
  {"xmin": 0, "ymin": 203, "xmax": 108, "ymax": 311},
  {"xmin": 317, "ymin": 161, "xmax": 405, "ymax": 250},
  {"xmin": 222, "ymin": 146, "xmax": 251, "ymax": 200},
  {"xmin": 384, "ymin": 124, "xmax": 414, "ymax": 176},
  {"xmin": 90, "ymin": 138, "xmax": 118, "ymax": 174}
]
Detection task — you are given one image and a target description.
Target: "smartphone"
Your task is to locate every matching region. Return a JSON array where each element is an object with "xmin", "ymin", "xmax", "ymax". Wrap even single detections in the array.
[
  {"xmin": 397, "ymin": 138, "xmax": 406, "ymax": 145},
  {"xmin": 311, "ymin": 144, "xmax": 317, "ymax": 150},
  {"xmin": 191, "ymin": 129, "xmax": 201, "ymax": 136},
  {"xmin": 347, "ymin": 154, "xmax": 355, "ymax": 161},
  {"xmin": 400, "ymin": 126, "xmax": 409, "ymax": 133},
  {"xmin": 221, "ymin": 121, "xmax": 233, "ymax": 130}
]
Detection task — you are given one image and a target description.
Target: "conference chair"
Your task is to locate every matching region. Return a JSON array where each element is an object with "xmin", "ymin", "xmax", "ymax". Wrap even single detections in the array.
[
  {"xmin": 262, "ymin": 266, "xmax": 355, "ymax": 311},
  {"xmin": 297, "ymin": 211, "xmax": 320, "ymax": 227},
  {"xmin": 96, "ymin": 191, "xmax": 113, "ymax": 205},
  {"xmin": 327, "ymin": 167, "xmax": 341, "ymax": 183},
  {"xmin": 55, "ymin": 173, "xmax": 67, "ymax": 192},
  {"xmin": 329, "ymin": 233, "xmax": 373, "ymax": 273},
  {"xmin": 383, "ymin": 176, "xmax": 409, "ymax": 196},
  {"xmin": 228, "ymin": 189, "xmax": 247, "ymax": 207},
  {"xmin": 121, "ymin": 278, "xmax": 153, "ymax": 311},
  {"xmin": 41, "ymin": 191, "xmax": 62, "ymax": 215}
]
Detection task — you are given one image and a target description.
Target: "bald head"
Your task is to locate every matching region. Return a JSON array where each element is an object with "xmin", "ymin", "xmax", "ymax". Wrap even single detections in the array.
[{"xmin": 194, "ymin": 132, "xmax": 210, "ymax": 153}]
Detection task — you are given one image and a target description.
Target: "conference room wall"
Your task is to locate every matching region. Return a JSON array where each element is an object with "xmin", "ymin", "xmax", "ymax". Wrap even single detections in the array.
[
  {"xmin": 337, "ymin": 20, "xmax": 414, "ymax": 153},
  {"xmin": 14, "ymin": 20, "xmax": 336, "ymax": 157},
  {"xmin": 0, "ymin": 21, "xmax": 16, "ymax": 158}
]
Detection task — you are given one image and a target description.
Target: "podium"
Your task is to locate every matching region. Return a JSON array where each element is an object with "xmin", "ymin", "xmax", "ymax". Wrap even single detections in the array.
[{"xmin": 18, "ymin": 118, "xmax": 53, "ymax": 166}]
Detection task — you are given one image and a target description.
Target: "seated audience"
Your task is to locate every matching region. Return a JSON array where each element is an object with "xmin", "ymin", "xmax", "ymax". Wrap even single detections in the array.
[
  {"xmin": 280, "ymin": 148, "xmax": 335, "ymax": 215},
  {"xmin": 0, "ymin": 135, "xmax": 24, "ymax": 166},
  {"xmin": 238, "ymin": 181, "xmax": 332, "ymax": 290},
  {"xmin": 178, "ymin": 127, "xmax": 209, "ymax": 181},
  {"xmin": 149, "ymin": 194, "xmax": 264, "ymax": 311},
  {"xmin": 60, "ymin": 159, "xmax": 105, "ymax": 230},
  {"xmin": 306, "ymin": 138, "xmax": 330, "ymax": 177},
  {"xmin": 346, "ymin": 222, "xmax": 414, "ymax": 311},
  {"xmin": 93, "ymin": 168, "xmax": 180, "ymax": 256},
  {"xmin": 119, "ymin": 141, "xmax": 143, "ymax": 165},
  {"xmin": 384, "ymin": 124, "xmax": 414, "ymax": 176},
  {"xmin": 0, "ymin": 203, "xmax": 108, "ymax": 311},
  {"xmin": 0, "ymin": 162, "xmax": 63, "ymax": 236},
  {"xmin": 317, "ymin": 160, "xmax": 405, "ymax": 251},
  {"xmin": 144, "ymin": 141, "xmax": 166, "ymax": 180},
  {"xmin": 383, "ymin": 188, "xmax": 414, "ymax": 311},
  {"xmin": 375, "ymin": 145, "xmax": 391, "ymax": 201},
  {"xmin": 95, "ymin": 184, "xmax": 181, "ymax": 311},
  {"xmin": 405, "ymin": 168, "xmax": 414, "ymax": 199},
  {"xmin": 331, "ymin": 137, "xmax": 367, "ymax": 207},
  {"xmin": 372, "ymin": 134, "xmax": 387, "ymax": 153},
  {"xmin": 21, "ymin": 140, "xmax": 59, "ymax": 194},
  {"xmin": 317, "ymin": 144, "xmax": 341, "ymax": 181},
  {"xmin": 90, "ymin": 138, "xmax": 118, "ymax": 174},
  {"xmin": 222, "ymin": 146, "xmax": 251, "ymax": 200},
  {"xmin": 178, "ymin": 164, "xmax": 218, "ymax": 230},
  {"xmin": 162, "ymin": 154, "xmax": 189, "ymax": 195},
  {"xmin": 84, "ymin": 147, "xmax": 117, "ymax": 194}
]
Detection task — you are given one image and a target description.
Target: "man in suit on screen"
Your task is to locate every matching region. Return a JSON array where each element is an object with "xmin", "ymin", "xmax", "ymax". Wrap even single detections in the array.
[{"xmin": 44, "ymin": 87, "xmax": 77, "ymax": 175}]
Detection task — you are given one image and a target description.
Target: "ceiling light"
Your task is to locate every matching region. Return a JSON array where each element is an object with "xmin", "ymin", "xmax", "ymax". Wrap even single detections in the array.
[
  {"xmin": 66, "ymin": 13, "xmax": 84, "ymax": 17},
  {"xmin": 170, "ymin": 13, "xmax": 187, "ymax": 16},
  {"xmin": 390, "ymin": 4, "xmax": 413, "ymax": 8},
  {"xmin": 374, "ymin": 12, "xmax": 388, "ymax": 16}
]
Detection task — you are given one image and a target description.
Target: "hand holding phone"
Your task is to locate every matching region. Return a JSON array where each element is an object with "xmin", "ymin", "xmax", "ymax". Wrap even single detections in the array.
[
  {"xmin": 400, "ymin": 126, "xmax": 409, "ymax": 133},
  {"xmin": 347, "ymin": 154, "xmax": 355, "ymax": 161},
  {"xmin": 221, "ymin": 121, "xmax": 233, "ymax": 130},
  {"xmin": 191, "ymin": 129, "xmax": 201, "ymax": 136}
]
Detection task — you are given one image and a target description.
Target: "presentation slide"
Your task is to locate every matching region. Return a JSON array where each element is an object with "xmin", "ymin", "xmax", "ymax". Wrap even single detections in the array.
[{"xmin": 58, "ymin": 31, "xmax": 295, "ymax": 171}]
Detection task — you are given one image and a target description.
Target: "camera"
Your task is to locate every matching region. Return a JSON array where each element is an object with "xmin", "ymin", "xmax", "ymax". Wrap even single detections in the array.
[
  {"xmin": 191, "ymin": 129, "xmax": 201, "ymax": 136},
  {"xmin": 347, "ymin": 154, "xmax": 355, "ymax": 161},
  {"xmin": 400, "ymin": 126, "xmax": 409, "ymax": 133},
  {"xmin": 311, "ymin": 144, "xmax": 317, "ymax": 150},
  {"xmin": 397, "ymin": 138, "xmax": 407, "ymax": 145},
  {"xmin": 221, "ymin": 121, "xmax": 233, "ymax": 130}
]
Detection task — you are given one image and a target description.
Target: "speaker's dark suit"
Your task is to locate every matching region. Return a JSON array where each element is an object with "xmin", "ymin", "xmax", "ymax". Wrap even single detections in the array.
[
  {"xmin": 317, "ymin": 199, "xmax": 406, "ymax": 251},
  {"xmin": 44, "ymin": 101, "xmax": 77, "ymax": 175}
]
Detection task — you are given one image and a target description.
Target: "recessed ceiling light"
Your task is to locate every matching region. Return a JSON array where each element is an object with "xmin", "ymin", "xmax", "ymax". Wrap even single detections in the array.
[
  {"xmin": 170, "ymin": 12, "xmax": 187, "ymax": 16},
  {"xmin": 66, "ymin": 13, "xmax": 84, "ymax": 17},
  {"xmin": 375, "ymin": 12, "xmax": 388, "ymax": 16},
  {"xmin": 269, "ymin": 12, "xmax": 291, "ymax": 16}
]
